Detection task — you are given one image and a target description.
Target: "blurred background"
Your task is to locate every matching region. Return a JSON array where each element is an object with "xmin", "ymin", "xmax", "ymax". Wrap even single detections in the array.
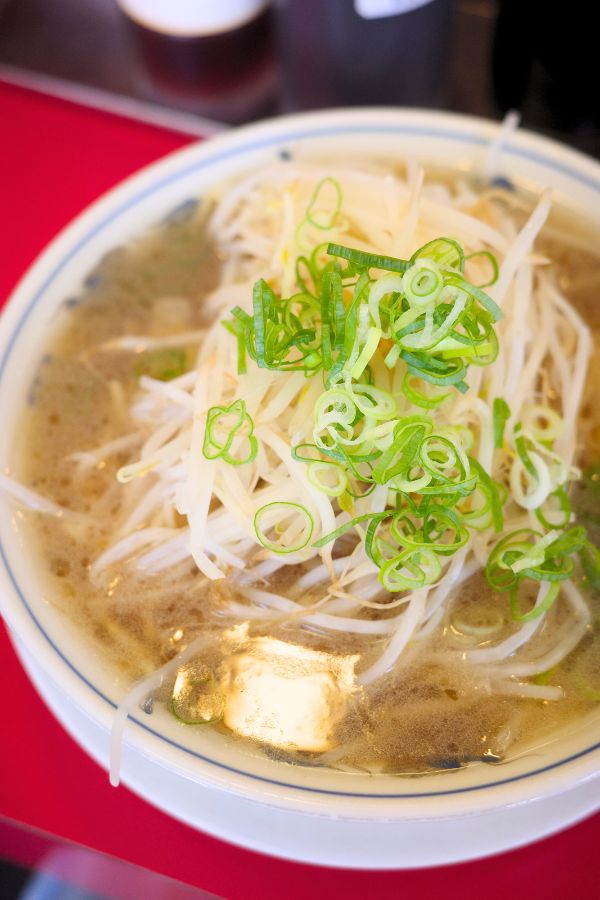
[{"xmin": 0, "ymin": 0, "xmax": 599, "ymax": 157}]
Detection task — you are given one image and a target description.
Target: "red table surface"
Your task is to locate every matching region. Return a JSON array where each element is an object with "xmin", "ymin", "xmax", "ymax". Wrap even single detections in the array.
[{"xmin": 1, "ymin": 79, "xmax": 599, "ymax": 899}]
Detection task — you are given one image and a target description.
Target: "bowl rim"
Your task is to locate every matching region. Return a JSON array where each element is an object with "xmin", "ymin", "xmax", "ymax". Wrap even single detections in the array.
[{"xmin": 1, "ymin": 106, "xmax": 600, "ymax": 820}]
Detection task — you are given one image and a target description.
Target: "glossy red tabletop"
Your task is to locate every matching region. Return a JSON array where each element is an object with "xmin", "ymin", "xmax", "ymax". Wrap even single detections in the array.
[{"xmin": 1, "ymin": 79, "xmax": 599, "ymax": 899}]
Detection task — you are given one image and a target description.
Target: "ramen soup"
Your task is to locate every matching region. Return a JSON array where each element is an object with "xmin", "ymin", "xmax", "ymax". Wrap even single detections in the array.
[{"xmin": 6, "ymin": 157, "xmax": 600, "ymax": 778}]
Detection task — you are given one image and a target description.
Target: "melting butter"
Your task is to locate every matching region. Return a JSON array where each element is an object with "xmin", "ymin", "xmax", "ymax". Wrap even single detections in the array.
[{"xmin": 222, "ymin": 636, "xmax": 359, "ymax": 752}]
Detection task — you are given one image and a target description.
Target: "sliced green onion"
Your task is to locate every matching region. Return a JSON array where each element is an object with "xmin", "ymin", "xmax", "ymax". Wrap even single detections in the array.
[
  {"xmin": 367, "ymin": 272, "xmax": 404, "ymax": 331},
  {"xmin": 442, "ymin": 271, "xmax": 502, "ymax": 322},
  {"xmin": 464, "ymin": 250, "xmax": 499, "ymax": 287},
  {"xmin": 313, "ymin": 512, "xmax": 387, "ymax": 549},
  {"xmin": 401, "ymin": 372, "xmax": 451, "ymax": 409},
  {"xmin": 320, "ymin": 269, "xmax": 344, "ymax": 369},
  {"xmin": 402, "ymin": 259, "xmax": 444, "ymax": 308},
  {"xmin": 400, "ymin": 350, "xmax": 468, "ymax": 387},
  {"xmin": 254, "ymin": 502, "xmax": 314, "ymax": 554},
  {"xmin": 291, "ymin": 443, "xmax": 326, "ymax": 463},
  {"xmin": 514, "ymin": 424, "xmax": 539, "ymax": 478},
  {"xmin": 534, "ymin": 486, "xmax": 572, "ymax": 530},
  {"xmin": 411, "ymin": 237, "xmax": 464, "ymax": 272},
  {"xmin": 521, "ymin": 404, "xmax": 564, "ymax": 443},
  {"xmin": 171, "ymin": 698, "xmax": 223, "ymax": 726},
  {"xmin": 295, "ymin": 255, "xmax": 317, "ymax": 296},
  {"xmin": 347, "ymin": 382, "xmax": 397, "ymax": 419},
  {"xmin": 485, "ymin": 529, "xmax": 542, "ymax": 592},
  {"xmin": 493, "ymin": 397, "xmax": 511, "ymax": 449},
  {"xmin": 510, "ymin": 530, "xmax": 560, "ymax": 575},
  {"xmin": 510, "ymin": 580, "xmax": 560, "ymax": 622},
  {"xmin": 252, "ymin": 278, "xmax": 269, "ymax": 368},
  {"xmin": 349, "ymin": 326, "xmax": 382, "ymax": 379},
  {"xmin": 135, "ymin": 348, "xmax": 187, "ymax": 382},
  {"xmin": 379, "ymin": 548, "xmax": 442, "ymax": 592},
  {"xmin": 419, "ymin": 433, "xmax": 469, "ymax": 483},
  {"xmin": 327, "ymin": 271, "xmax": 371, "ymax": 384},
  {"xmin": 371, "ymin": 416, "xmax": 432, "ymax": 484},
  {"xmin": 171, "ymin": 674, "xmax": 225, "ymax": 725},
  {"xmin": 581, "ymin": 541, "xmax": 600, "ymax": 591},
  {"xmin": 384, "ymin": 344, "xmax": 401, "ymax": 369},
  {"xmin": 307, "ymin": 460, "xmax": 348, "ymax": 497},
  {"xmin": 467, "ymin": 458, "xmax": 504, "ymax": 532},
  {"xmin": 202, "ymin": 399, "xmax": 258, "ymax": 466},
  {"xmin": 547, "ymin": 525, "xmax": 587, "ymax": 558},
  {"xmin": 327, "ymin": 243, "xmax": 409, "ymax": 273},
  {"xmin": 306, "ymin": 177, "xmax": 342, "ymax": 230},
  {"xmin": 222, "ymin": 320, "xmax": 247, "ymax": 375},
  {"xmin": 533, "ymin": 668, "xmax": 556, "ymax": 686},
  {"xmin": 391, "ymin": 505, "xmax": 469, "ymax": 556}
]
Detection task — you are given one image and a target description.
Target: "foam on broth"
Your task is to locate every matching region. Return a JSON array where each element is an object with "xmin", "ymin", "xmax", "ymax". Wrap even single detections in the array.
[{"xmin": 16, "ymin": 178, "xmax": 600, "ymax": 775}]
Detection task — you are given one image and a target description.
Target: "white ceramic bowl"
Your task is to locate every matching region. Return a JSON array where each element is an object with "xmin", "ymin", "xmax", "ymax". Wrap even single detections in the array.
[{"xmin": 1, "ymin": 109, "xmax": 600, "ymax": 869}]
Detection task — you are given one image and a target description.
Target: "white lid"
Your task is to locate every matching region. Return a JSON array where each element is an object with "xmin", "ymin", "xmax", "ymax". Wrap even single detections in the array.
[
  {"xmin": 355, "ymin": 0, "xmax": 435, "ymax": 19},
  {"xmin": 117, "ymin": 0, "xmax": 269, "ymax": 36}
]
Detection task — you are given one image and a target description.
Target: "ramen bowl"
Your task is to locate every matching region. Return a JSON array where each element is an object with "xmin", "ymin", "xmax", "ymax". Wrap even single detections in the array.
[{"xmin": 1, "ymin": 109, "xmax": 600, "ymax": 868}]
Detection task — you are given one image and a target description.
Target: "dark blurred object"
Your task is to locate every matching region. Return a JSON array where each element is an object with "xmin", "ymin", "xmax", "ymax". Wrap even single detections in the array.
[
  {"xmin": 0, "ymin": 0, "xmax": 133, "ymax": 95},
  {"xmin": 1, "ymin": 0, "xmax": 599, "ymax": 159},
  {"xmin": 118, "ymin": 0, "xmax": 276, "ymax": 122},
  {"xmin": 275, "ymin": 0, "xmax": 454, "ymax": 110},
  {"xmin": 0, "ymin": 0, "xmax": 499, "ymax": 128},
  {"xmin": 0, "ymin": 815, "xmax": 220, "ymax": 900},
  {"xmin": 0, "ymin": 858, "xmax": 30, "ymax": 898},
  {"xmin": 493, "ymin": 0, "xmax": 600, "ymax": 157}
]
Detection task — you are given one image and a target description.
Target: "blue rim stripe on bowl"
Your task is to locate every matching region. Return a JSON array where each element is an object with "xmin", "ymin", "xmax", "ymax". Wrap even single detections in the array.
[{"xmin": 2, "ymin": 120, "xmax": 600, "ymax": 800}]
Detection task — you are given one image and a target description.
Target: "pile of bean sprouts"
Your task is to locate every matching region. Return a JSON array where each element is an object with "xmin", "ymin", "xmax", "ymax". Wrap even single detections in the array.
[{"xmin": 80, "ymin": 157, "xmax": 593, "ymax": 691}]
